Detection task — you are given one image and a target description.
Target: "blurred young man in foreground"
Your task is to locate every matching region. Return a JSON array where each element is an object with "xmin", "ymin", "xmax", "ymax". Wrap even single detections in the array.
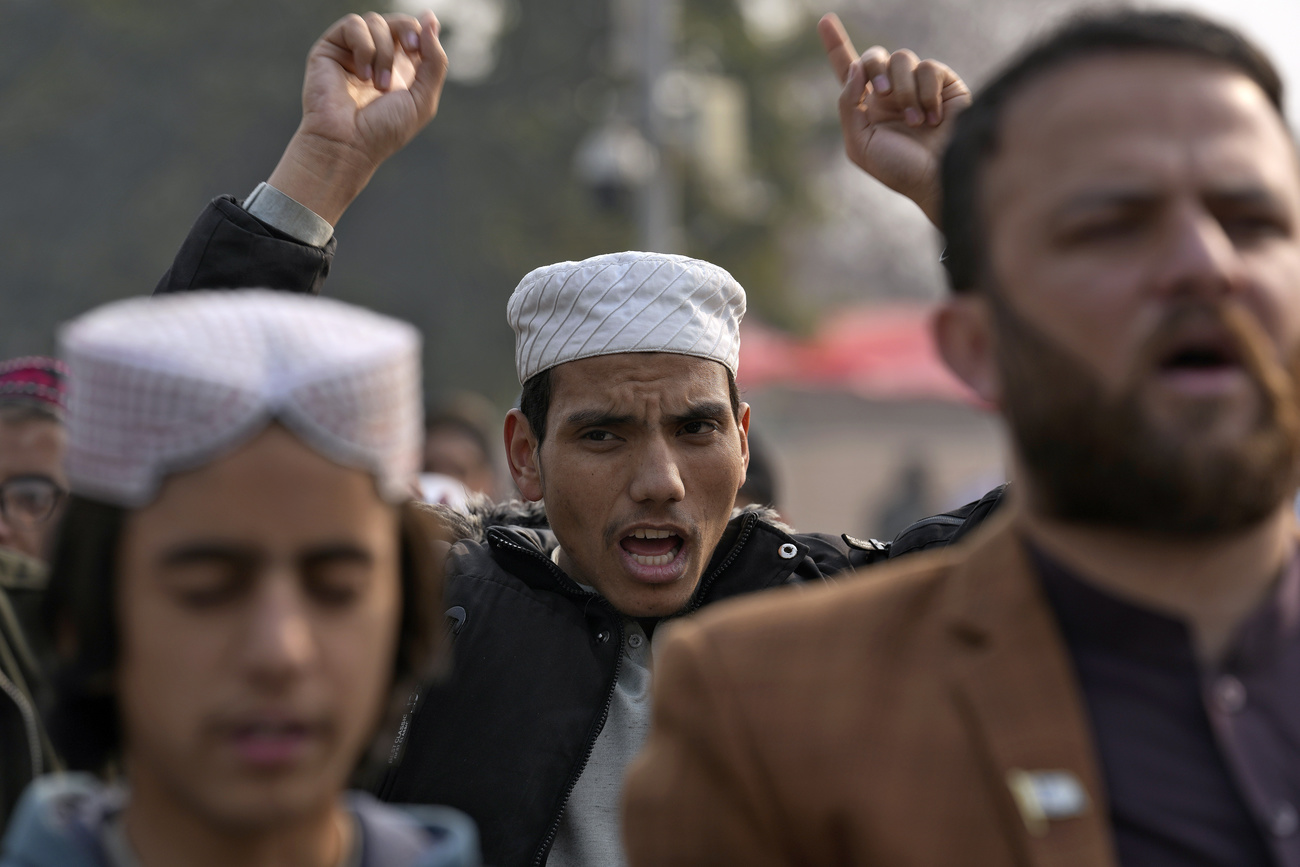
[
  {"xmin": 625, "ymin": 9, "xmax": 1300, "ymax": 865},
  {"xmin": 0, "ymin": 292, "xmax": 478, "ymax": 867}
]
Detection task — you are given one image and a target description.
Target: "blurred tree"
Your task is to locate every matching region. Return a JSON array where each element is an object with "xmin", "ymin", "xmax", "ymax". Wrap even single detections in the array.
[
  {"xmin": 0, "ymin": 0, "xmax": 634, "ymax": 403},
  {"xmin": 0, "ymin": 0, "xmax": 354, "ymax": 366},
  {"xmin": 0, "ymin": 0, "xmax": 1083, "ymax": 403}
]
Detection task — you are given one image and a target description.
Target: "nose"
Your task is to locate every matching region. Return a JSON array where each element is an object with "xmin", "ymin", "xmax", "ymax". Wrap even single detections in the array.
[
  {"xmin": 241, "ymin": 573, "xmax": 315, "ymax": 688},
  {"xmin": 1152, "ymin": 205, "xmax": 1247, "ymax": 300},
  {"xmin": 628, "ymin": 436, "xmax": 686, "ymax": 505}
]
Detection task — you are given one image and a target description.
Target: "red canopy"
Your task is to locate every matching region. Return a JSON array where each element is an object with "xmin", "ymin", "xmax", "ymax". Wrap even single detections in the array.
[{"xmin": 738, "ymin": 305, "xmax": 980, "ymax": 404}]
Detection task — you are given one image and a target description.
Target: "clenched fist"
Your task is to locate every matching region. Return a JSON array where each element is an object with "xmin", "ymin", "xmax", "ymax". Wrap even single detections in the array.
[{"xmin": 267, "ymin": 11, "xmax": 449, "ymax": 226}]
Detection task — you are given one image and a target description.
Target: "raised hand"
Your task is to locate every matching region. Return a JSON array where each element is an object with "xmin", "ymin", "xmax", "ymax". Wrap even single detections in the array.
[
  {"xmin": 268, "ymin": 11, "xmax": 449, "ymax": 226},
  {"xmin": 818, "ymin": 13, "xmax": 970, "ymax": 227}
]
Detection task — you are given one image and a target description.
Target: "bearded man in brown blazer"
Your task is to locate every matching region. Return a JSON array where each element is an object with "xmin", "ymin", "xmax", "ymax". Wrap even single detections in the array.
[{"xmin": 623, "ymin": 8, "xmax": 1300, "ymax": 867}]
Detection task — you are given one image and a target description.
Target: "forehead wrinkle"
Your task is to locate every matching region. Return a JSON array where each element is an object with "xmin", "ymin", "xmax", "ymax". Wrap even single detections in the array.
[{"xmin": 562, "ymin": 407, "xmax": 636, "ymax": 429}]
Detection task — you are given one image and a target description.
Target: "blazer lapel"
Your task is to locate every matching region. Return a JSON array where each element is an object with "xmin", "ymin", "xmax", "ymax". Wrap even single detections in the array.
[{"xmin": 943, "ymin": 509, "xmax": 1118, "ymax": 867}]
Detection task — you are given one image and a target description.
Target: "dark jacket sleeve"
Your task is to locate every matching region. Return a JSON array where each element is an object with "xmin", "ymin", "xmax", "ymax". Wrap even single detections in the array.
[
  {"xmin": 888, "ymin": 483, "xmax": 1008, "ymax": 560},
  {"xmin": 153, "ymin": 195, "xmax": 335, "ymax": 295},
  {"xmin": 792, "ymin": 532, "xmax": 891, "ymax": 578}
]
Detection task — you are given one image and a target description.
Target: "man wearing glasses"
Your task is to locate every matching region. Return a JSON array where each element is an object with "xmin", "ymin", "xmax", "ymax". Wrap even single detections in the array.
[
  {"xmin": 0, "ymin": 357, "xmax": 67, "ymax": 567},
  {"xmin": 0, "ymin": 356, "xmax": 65, "ymax": 825}
]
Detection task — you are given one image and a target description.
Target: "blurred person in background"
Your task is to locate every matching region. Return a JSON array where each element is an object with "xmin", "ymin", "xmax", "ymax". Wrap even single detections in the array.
[
  {"xmin": 871, "ymin": 457, "xmax": 934, "ymax": 540},
  {"xmin": 624, "ymin": 9, "xmax": 1300, "ymax": 866},
  {"xmin": 0, "ymin": 359, "xmax": 68, "ymax": 570},
  {"xmin": 1, "ymin": 290, "xmax": 478, "ymax": 867},
  {"xmin": 143, "ymin": 6, "xmax": 962, "ymax": 864},
  {"xmin": 0, "ymin": 358, "xmax": 67, "ymax": 827},
  {"xmin": 422, "ymin": 402, "xmax": 497, "ymax": 499},
  {"xmin": 733, "ymin": 427, "xmax": 780, "ymax": 513}
]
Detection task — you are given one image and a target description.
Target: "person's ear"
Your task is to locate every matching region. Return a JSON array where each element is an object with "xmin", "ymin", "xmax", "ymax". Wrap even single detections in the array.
[
  {"xmin": 736, "ymin": 402, "xmax": 751, "ymax": 488},
  {"xmin": 504, "ymin": 409, "xmax": 544, "ymax": 502},
  {"xmin": 933, "ymin": 293, "xmax": 1001, "ymax": 405}
]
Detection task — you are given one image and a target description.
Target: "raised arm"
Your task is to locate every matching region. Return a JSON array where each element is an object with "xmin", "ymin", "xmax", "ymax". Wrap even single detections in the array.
[
  {"xmin": 156, "ymin": 11, "xmax": 447, "ymax": 294},
  {"xmin": 818, "ymin": 13, "xmax": 970, "ymax": 227}
]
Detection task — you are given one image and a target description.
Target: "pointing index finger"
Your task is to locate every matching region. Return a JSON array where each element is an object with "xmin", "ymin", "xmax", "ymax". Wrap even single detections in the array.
[
  {"xmin": 818, "ymin": 13, "xmax": 858, "ymax": 84},
  {"xmin": 409, "ymin": 11, "xmax": 448, "ymax": 120}
]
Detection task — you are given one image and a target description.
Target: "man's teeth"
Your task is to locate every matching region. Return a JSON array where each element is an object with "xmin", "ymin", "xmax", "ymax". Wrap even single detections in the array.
[
  {"xmin": 632, "ymin": 528, "xmax": 674, "ymax": 539},
  {"xmin": 630, "ymin": 552, "xmax": 675, "ymax": 566}
]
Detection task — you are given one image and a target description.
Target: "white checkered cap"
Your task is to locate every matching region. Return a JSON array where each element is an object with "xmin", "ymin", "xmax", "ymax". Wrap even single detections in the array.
[
  {"xmin": 60, "ymin": 290, "xmax": 422, "ymax": 508},
  {"xmin": 507, "ymin": 251, "xmax": 746, "ymax": 384}
]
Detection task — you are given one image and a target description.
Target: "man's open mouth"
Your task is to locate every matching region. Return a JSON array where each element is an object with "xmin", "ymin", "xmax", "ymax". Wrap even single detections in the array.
[
  {"xmin": 1159, "ymin": 336, "xmax": 1242, "ymax": 374},
  {"xmin": 620, "ymin": 528, "xmax": 685, "ymax": 567}
]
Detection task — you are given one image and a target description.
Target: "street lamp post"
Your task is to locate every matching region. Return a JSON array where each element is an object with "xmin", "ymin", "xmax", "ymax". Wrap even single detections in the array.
[{"xmin": 635, "ymin": 0, "xmax": 682, "ymax": 253}]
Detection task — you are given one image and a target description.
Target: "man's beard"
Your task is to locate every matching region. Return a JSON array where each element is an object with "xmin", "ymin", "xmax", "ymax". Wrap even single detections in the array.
[{"xmin": 992, "ymin": 293, "xmax": 1300, "ymax": 537}]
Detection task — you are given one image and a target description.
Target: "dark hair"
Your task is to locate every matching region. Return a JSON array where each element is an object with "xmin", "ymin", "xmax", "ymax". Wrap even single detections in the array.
[
  {"xmin": 737, "ymin": 429, "xmax": 778, "ymax": 508},
  {"xmin": 424, "ymin": 413, "xmax": 492, "ymax": 462},
  {"xmin": 41, "ymin": 494, "xmax": 447, "ymax": 775},
  {"xmin": 518, "ymin": 362, "xmax": 742, "ymax": 444},
  {"xmin": 941, "ymin": 8, "xmax": 1286, "ymax": 293}
]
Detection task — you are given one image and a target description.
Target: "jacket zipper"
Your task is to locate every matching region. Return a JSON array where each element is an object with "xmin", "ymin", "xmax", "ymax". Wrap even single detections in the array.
[
  {"xmin": 484, "ymin": 531, "xmax": 626, "ymax": 867},
  {"xmin": 682, "ymin": 512, "xmax": 758, "ymax": 615},
  {"xmin": 492, "ymin": 517, "xmax": 760, "ymax": 865}
]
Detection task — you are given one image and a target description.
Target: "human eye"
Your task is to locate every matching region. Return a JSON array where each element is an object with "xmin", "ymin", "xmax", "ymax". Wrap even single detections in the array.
[
  {"xmin": 160, "ymin": 547, "xmax": 257, "ymax": 609},
  {"xmin": 1221, "ymin": 209, "xmax": 1290, "ymax": 243},
  {"xmin": 1, "ymin": 478, "xmax": 60, "ymax": 523},
  {"xmin": 303, "ymin": 552, "xmax": 373, "ymax": 607},
  {"xmin": 679, "ymin": 420, "xmax": 720, "ymax": 436},
  {"xmin": 306, "ymin": 569, "xmax": 364, "ymax": 607},
  {"xmin": 1059, "ymin": 213, "xmax": 1143, "ymax": 245},
  {"xmin": 580, "ymin": 429, "xmax": 620, "ymax": 444},
  {"xmin": 169, "ymin": 567, "xmax": 247, "ymax": 609}
]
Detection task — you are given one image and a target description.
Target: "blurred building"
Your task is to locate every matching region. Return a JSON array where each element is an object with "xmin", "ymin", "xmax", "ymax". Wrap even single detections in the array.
[{"xmin": 738, "ymin": 304, "xmax": 1006, "ymax": 538}]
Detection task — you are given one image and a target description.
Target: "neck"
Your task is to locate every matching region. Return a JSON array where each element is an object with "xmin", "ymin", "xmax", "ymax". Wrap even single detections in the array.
[
  {"xmin": 1021, "ymin": 500, "xmax": 1296, "ymax": 664},
  {"xmin": 123, "ymin": 770, "xmax": 350, "ymax": 867}
]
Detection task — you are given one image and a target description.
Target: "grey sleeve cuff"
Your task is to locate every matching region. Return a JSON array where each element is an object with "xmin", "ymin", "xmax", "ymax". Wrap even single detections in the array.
[{"xmin": 242, "ymin": 182, "xmax": 334, "ymax": 248}]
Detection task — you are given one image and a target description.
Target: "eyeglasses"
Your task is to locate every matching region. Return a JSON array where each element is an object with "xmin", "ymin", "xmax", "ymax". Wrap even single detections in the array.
[{"xmin": 0, "ymin": 475, "xmax": 67, "ymax": 526}]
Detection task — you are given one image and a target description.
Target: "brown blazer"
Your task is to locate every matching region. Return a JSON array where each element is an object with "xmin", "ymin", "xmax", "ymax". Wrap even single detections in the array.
[{"xmin": 622, "ymin": 510, "xmax": 1119, "ymax": 867}]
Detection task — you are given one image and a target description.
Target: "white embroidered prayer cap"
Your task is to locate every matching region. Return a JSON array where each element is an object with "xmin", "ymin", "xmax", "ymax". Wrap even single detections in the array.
[
  {"xmin": 507, "ymin": 251, "xmax": 746, "ymax": 383},
  {"xmin": 60, "ymin": 290, "xmax": 422, "ymax": 508}
]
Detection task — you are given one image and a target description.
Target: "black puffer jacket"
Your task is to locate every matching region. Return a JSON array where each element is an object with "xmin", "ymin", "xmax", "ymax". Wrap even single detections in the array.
[
  {"xmin": 376, "ymin": 500, "xmax": 885, "ymax": 867},
  {"xmin": 887, "ymin": 484, "xmax": 1008, "ymax": 559}
]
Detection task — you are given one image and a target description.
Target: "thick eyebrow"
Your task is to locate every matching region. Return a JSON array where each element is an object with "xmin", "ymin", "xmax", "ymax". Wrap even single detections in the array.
[
  {"xmin": 160, "ymin": 543, "xmax": 261, "ymax": 572},
  {"xmin": 563, "ymin": 409, "xmax": 636, "ymax": 430},
  {"xmin": 1053, "ymin": 188, "xmax": 1162, "ymax": 221},
  {"xmin": 300, "ymin": 544, "xmax": 375, "ymax": 571},
  {"xmin": 1054, "ymin": 184, "xmax": 1287, "ymax": 220},
  {"xmin": 666, "ymin": 401, "xmax": 731, "ymax": 426},
  {"xmin": 159, "ymin": 542, "xmax": 373, "ymax": 572},
  {"xmin": 1202, "ymin": 186, "xmax": 1289, "ymax": 212}
]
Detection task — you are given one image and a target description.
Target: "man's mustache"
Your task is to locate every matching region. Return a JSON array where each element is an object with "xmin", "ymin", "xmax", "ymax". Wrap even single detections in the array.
[{"xmin": 1129, "ymin": 300, "xmax": 1300, "ymax": 438}]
